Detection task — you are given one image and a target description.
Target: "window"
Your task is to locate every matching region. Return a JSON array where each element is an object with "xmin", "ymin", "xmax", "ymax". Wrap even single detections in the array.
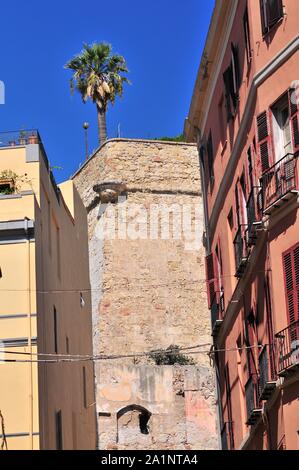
[
  {"xmin": 256, "ymin": 111, "xmax": 272, "ymax": 173},
  {"xmin": 224, "ymin": 364, "xmax": 235, "ymax": 450},
  {"xmin": 56, "ymin": 225, "xmax": 61, "ymax": 279},
  {"xmin": 245, "ymin": 309, "xmax": 257, "ymax": 377},
  {"xmin": 240, "ymin": 173, "xmax": 248, "ymax": 225},
  {"xmin": 207, "ymin": 131, "xmax": 215, "ymax": 187},
  {"xmin": 218, "ymin": 95, "xmax": 226, "ymax": 147},
  {"xmin": 228, "ymin": 208, "xmax": 234, "ymax": 230},
  {"xmin": 205, "ymin": 252, "xmax": 219, "ymax": 308},
  {"xmin": 216, "ymin": 242, "xmax": 225, "ymax": 314},
  {"xmin": 231, "ymin": 44, "xmax": 240, "ymax": 98},
  {"xmin": 271, "ymin": 93, "xmax": 292, "ymax": 162},
  {"xmin": 260, "ymin": 0, "xmax": 284, "ymax": 35},
  {"xmin": 243, "ymin": 6, "xmax": 252, "ymax": 65},
  {"xmin": 235, "ymin": 182, "xmax": 240, "ymax": 227},
  {"xmin": 270, "ymin": 89, "xmax": 299, "ymax": 161},
  {"xmin": 283, "ymin": 245, "xmax": 299, "ymax": 333},
  {"xmin": 223, "ymin": 43, "xmax": 241, "ymax": 121},
  {"xmin": 54, "ymin": 306, "xmax": 58, "ymax": 354},
  {"xmin": 66, "ymin": 336, "xmax": 69, "ymax": 354},
  {"xmin": 55, "ymin": 410, "xmax": 63, "ymax": 450},
  {"xmin": 83, "ymin": 367, "xmax": 87, "ymax": 408},
  {"xmin": 247, "ymin": 146, "xmax": 254, "ymax": 192},
  {"xmin": 289, "ymin": 87, "xmax": 299, "ymax": 153}
]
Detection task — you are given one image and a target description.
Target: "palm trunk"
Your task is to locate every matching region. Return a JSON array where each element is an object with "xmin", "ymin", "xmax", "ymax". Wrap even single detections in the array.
[{"xmin": 97, "ymin": 105, "xmax": 107, "ymax": 146}]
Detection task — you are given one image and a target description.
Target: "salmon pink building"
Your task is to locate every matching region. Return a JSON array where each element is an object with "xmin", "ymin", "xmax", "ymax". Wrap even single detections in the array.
[{"xmin": 185, "ymin": 0, "xmax": 299, "ymax": 450}]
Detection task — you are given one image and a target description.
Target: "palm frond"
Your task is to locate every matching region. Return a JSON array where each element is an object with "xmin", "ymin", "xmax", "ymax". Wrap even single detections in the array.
[{"xmin": 65, "ymin": 41, "xmax": 130, "ymax": 111}]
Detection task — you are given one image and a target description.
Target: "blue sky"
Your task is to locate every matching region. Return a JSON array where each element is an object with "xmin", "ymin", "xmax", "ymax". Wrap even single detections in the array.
[{"xmin": 0, "ymin": 0, "xmax": 214, "ymax": 182}]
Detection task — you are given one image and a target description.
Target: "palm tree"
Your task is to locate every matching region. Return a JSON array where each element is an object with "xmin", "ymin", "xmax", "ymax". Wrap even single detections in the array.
[{"xmin": 65, "ymin": 42, "xmax": 129, "ymax": 145}]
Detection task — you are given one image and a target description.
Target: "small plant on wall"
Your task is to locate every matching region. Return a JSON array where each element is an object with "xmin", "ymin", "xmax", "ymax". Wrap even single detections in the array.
[
  {"xmin": 149, "ymin": 344, "xmax": 195, "ymax": 366},
  {"xmin": 0, "ymin": 170, "xmax": 31, "ymax": 195}
]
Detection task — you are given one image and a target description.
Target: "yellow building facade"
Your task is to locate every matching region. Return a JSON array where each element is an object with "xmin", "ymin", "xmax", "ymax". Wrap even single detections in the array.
[{"xmin": 0, "ymin": 131, "xmax": 96, "ymax": 449}]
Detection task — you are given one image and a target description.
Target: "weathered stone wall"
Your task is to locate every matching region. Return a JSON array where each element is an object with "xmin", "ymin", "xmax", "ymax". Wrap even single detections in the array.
[
  {"xmin": 72, "ymin": 139, "xmax": 218, "ymax": 450},
  {"xmin": 99, "ymin": 364, "xmax": 216, "ymax": 450}
]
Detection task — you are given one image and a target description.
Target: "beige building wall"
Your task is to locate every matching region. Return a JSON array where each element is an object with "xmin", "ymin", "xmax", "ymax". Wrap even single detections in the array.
[
  {"xmin": 0, "ymin": 136, "xmax": 96, "ymax": 449},
  {"xmin": 73, "ymin": 138, "xmax": 217, "ymax": 450}
]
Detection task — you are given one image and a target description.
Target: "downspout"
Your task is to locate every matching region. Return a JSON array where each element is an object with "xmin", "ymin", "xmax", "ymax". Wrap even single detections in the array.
[{"xmin": 25, "ymin": 217, "xmax": 34, "ymax": 450}]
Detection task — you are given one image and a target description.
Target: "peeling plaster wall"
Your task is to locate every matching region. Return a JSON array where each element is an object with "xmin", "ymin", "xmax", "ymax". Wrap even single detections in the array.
[
  {"xmin": 73, "ymin": 139, "xmax": 218, "ymax": 450},
  {"xmin": 98, "ymin": 365, "xmax": 216, "ymax": 450}
]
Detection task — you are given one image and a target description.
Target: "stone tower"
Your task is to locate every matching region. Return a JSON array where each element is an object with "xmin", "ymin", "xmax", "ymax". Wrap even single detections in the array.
[{"xmin": 73, "ymin": 138, "xmax": 217, "ymax": 450}]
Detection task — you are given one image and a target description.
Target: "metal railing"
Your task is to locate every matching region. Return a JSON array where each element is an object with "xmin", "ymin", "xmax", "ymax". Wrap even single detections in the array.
[
  {"xmin": 275, "ymin": 321, "xmax": 299, "ymax": 375},
  {"xmin": 246, "ymin": 186, "xmax": 262, "ymax": 243},
  {"xmin": 0, "ymin": 129, "xmax": 41, "ymax": 148},
  {"xmin": 233, "ymin": 225, "xmax": 249, "ymax": 276},
  {"xmin": 221, "ymin": 422, "xmax": 234, "ymax": 450},
  {"xmin": 261, "ymin": 153, "xmax": 297, "ymax": 211}
]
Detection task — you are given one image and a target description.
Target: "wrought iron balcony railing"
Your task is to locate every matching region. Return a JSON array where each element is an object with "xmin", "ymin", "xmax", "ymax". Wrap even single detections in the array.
[
  {"xmin": 258, "ymin": 345, "xmax": 276, "ymax": 401},
  {"xmin": 245, "ymin": 375, "xmax": 262, "ymax": 425},
  {"xmin": 261, "ymin": 153, "xmax": 298, "ymax": 215},
  {"xmin": 221, "ymin": 422, "xmax": 234, "ymax": 450},
  {"xmin": 246, "ymin": 186, "xmax": 263, "ymax": 245},
  {"xmin": 275, "ymin": 321, "xmax": 299, "ymax": 376},
  {"xmin": 233, "ymin": 225, "xmax": 249, "ymax": 277}
]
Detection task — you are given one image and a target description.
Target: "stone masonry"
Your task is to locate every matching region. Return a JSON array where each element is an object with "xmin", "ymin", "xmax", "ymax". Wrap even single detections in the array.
[{"xmin": 72, "ymin": 139, "xmax": 218, "ymax": 450}]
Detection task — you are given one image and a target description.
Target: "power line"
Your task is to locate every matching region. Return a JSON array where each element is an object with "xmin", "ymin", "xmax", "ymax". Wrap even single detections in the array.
[{"xmin": 0, "ymin": 343, "xmax": 267, "ymax": 364}]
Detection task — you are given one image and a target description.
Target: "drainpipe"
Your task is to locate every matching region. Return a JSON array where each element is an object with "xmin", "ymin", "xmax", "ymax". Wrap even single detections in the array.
[{"xmin": 25, "ymin": 217, "xmax": 34, "ymax": 450}]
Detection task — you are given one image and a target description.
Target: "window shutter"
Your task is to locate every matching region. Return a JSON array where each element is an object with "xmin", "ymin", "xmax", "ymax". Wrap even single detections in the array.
[
  {"xmin": 245, "ymin": 311, "xmax": 257, "ymax": 377},
  {"xmin": 283, "ymin": 246, "xmax": 299, "ymax": 337},
  {"xmin": 260, "ymin": 0, "xmax": 283, "ymax": 35},
  {"xmin": 256, "ymin": 111, "xmax": 272, "ymax": 174},
  {"xmin": 243, "ymin": 7, "xmax": 252, "ymax": 65},
  {"xmin": 246, "ymin": 146, "xmax": 253, "ymax": 194},
  {"xmin": 231, "ymin": 43, "xmax": 241, "ymax": 95},
  {"xmin": 260, "ymin": 0, "xmax": 267, "ymax": 35},
  {"xmin": 205, "ymin": 253, "xmax": 219, "ymax": 309},
  {"xmin": 288, "ymin": 88, "xmax": 299, "ymax": 153},
  {"xmin": 267, "ymin": 0, "xmax": 283, "ymax": 30},
  {"xmin": 235, "ymin": 182, "xmax": 240, "ymax": 227},
  {"xmin": 223, "ymin": 67, "xmax": 233, "ymax": 121},
  {"xmin": 207, "ymin": 132, "xmax": 215, "ymax": 185}
]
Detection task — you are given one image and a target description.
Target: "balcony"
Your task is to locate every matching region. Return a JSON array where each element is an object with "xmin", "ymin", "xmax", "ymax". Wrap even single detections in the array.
[
  {"xmin": 0, "ymin": 129, "xmax": 41, "ymax": 148},
  {"xmin": 246, "ymin": 186, "xmax": 263, "ymax": 246},
  {"xmin": 245, "ymin": 375, "xmax": 262, "ymax": 425},
  {"xmin": 0, "ymin": 129, "xmax": 60, "ymax": 202},
  {"xmin": 275, "ymin": 321, "xmax": 299, "ymax": 377},
  {"xmin": 211, "ymin": 292, "xmax": 224, "ymax": 337},
  {"xmin": 221, "ymin": 422, "xmax": 234, "ymax": 450},
  {"xmin": 258, "ymin": 345, "xmax": 276, "ymax": 401},
  {"xmin": 261, "ymin": 153, "xmax": 299, "ymax": 216},
  {"xmin": 233, "ymin": 225, "xmax": 249, "ymax": 277}
]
